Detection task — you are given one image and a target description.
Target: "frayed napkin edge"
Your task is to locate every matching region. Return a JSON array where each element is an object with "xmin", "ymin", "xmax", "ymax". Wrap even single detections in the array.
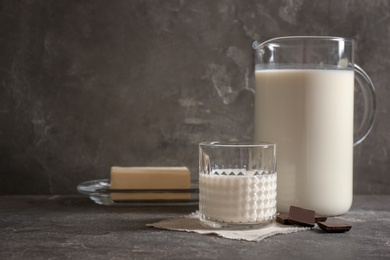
[{"xmin": 147, "ymin": 211, "xmax": 309, "ymax": 242}]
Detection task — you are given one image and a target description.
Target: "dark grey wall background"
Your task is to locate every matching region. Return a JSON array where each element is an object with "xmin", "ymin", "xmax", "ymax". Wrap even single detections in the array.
[{"xmin": 1, "ymin": 0, "xmax": 389, "ymax": 195}]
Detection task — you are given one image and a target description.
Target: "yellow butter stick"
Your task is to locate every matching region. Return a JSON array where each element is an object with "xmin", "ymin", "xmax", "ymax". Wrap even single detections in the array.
[{"xmin": 110, "ymin": 166, "xmax": 191, "ymax": 201}]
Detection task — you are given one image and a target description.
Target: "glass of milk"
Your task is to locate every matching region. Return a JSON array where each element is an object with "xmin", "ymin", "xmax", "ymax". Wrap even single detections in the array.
[
  {"xmin": 199, "ymin": 141, "xmax": 277, "ymax": 229},
  {"xmin": 253, "ymin": 36, "xmax": 376, "ymax": 216}
]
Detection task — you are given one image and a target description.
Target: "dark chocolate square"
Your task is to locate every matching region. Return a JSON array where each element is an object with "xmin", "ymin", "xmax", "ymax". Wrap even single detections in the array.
[
  {"xmin": 276, "ymin": 213, "xmax": 292, "ymax": 225},
  {"xmin": 317, "ymin": 221, "xmax": 352, "ymax": 233},
  {"xmin": 315, "ymin": 214, "xmax": 328, "ymax": 223},
  {"xmin": 288, "ymin": 206, "xmax": 315, "ymax": 227}
]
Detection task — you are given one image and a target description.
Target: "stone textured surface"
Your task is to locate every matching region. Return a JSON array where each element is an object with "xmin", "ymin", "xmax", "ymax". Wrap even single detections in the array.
[
  {"xmin": 0, "ymin": 0, "xmax": 389, "ymax": 194},
  {"xmin": 0, "ymin": 195, "xmax": 389, "ymax": 259}
]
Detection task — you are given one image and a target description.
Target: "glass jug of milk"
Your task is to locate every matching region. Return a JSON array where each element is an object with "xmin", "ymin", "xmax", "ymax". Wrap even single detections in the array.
[{"xmin": 253, "ymin": 36, "xmax": 376, "ymax": 216}]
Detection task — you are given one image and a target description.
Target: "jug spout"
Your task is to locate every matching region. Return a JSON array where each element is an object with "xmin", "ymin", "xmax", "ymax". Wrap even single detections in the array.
[
  {"xmin": 252, "ymin": 41, "xmax": 260, "ymax": 50},
  {"xmin": 252, "ymin": 41, "xmax": 265, "ymax": 54},
  {"xmin": 252, "ymin": 40, "xmax": 266, "ymax": 63}
]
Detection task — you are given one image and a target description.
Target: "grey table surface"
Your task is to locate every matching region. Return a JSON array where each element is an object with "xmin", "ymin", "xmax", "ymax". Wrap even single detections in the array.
[{"xmin": 0, "ymin": 195, "xmax": 389, "ymax": 260}]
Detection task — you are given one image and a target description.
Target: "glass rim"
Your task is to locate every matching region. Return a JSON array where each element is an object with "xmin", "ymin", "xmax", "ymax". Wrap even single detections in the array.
[
  {"xmin": 253, "ymin": 36, "xmax": 354, "ymax": 50},
  {"xmin": 199, "ymin": 141, "xmax": 275, "ymax": 148}
]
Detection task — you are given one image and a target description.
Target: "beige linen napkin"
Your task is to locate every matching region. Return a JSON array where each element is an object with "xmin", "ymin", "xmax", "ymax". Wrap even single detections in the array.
[{"xmin": 147, "ymin": 211, "xmax": 309, "ymax": 242}]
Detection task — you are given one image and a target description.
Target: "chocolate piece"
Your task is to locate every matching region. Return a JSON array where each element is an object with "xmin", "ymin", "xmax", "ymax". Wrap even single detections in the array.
[
  {"xmin": 315, "ymin": 214, "xmax": 328, "ymax": 223},
  {"xmin": 317, "ymin": 221, "xmax": 352, "ymax": 233},
  {"xmin": 288, "ymin": 206, "xmax": 315, "ymax": 227},
  {"xmin": 276, "ymin": 213, "xmax": 292, "ymax": 225}
]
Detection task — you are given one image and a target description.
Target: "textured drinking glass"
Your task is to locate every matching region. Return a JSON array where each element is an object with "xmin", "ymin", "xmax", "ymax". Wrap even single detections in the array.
[{"xmin": 199, "ymin": 141, "xmax": 277, "ymax": 229}]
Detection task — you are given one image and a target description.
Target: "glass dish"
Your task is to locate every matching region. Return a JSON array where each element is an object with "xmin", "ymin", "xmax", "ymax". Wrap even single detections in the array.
[{"xmin": 77, "ymin": 179, "xmax": 199, "ymax": 206}]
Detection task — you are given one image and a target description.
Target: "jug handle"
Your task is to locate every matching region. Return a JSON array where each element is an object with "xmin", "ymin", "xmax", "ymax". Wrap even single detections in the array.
[{"xmin": 353, "ymin": 64, "xmax": 377, "ymax": 146}]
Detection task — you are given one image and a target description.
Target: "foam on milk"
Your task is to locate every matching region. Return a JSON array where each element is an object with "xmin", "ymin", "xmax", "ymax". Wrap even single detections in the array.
[{"xmin": 255, "ymin": 69, "xmax": 354, "ymax": 216}]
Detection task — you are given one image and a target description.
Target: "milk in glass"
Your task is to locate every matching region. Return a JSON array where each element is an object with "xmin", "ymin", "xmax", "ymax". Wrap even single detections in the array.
[{"xmin": 199, "ymin": 169, "xmax": 277, "ymax": 223}]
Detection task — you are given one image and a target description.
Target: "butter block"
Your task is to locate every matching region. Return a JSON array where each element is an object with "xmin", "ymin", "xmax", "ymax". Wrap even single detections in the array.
[{"xmin": 110, "ymin": 166, "xmax": 191, "ymax": 201}]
